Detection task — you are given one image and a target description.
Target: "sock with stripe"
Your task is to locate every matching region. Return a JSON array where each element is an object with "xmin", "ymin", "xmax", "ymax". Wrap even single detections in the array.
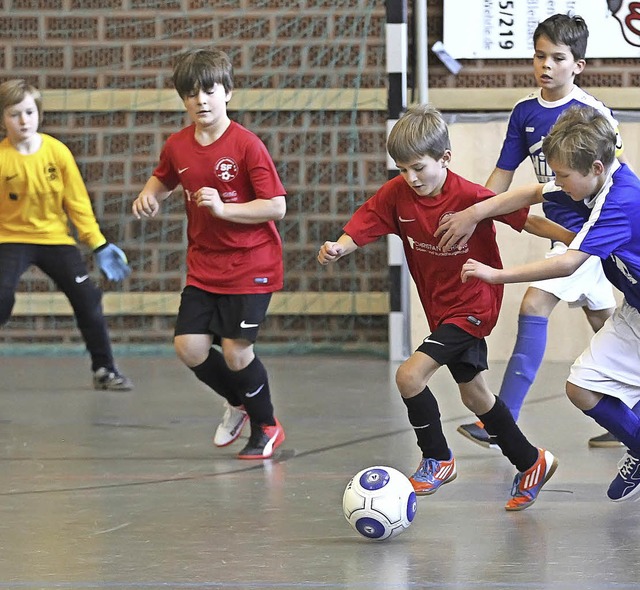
[{"xmin": 402, "ymin": 386, "xmax": 449, "ymax": 460}]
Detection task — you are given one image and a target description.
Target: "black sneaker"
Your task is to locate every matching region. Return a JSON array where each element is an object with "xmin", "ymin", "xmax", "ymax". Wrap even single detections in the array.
[
  {"xmin": 237, "ymin": 418, "xmax": 285, "ymax": 460},
  {"xmin": 588, "ymin": 431, "xmax": 624, "ymax": 448},
  {"xmin": 457, "ymin": 421, "xmax": 500, "ymax": 450},
  {"xmin": 93, "ymin": 367, "xmax": 133, "ymax": 391}
]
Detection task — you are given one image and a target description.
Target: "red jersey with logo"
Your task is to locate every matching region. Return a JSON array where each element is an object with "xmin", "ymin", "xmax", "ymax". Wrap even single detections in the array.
[
  {"xmin": 343, "ymin": 171, "xmax": 528, "ymax": 338},
  {"xmin": 153, "ymin": 121, "xmax": 286, "ymax": 294}
]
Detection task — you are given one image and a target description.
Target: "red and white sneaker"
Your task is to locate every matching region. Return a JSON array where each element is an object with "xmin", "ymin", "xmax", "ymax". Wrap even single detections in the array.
[
  {"xmin": 505, "ymin": 448, "xmax": 558, "ymax": 511},
  {"xmin": 409, "ymin": 450, "xmax": 457, "ymax": 496},
  {"xmin": 237, "ymin": 418, "xmax": 285, "ymax": 460},
  {"xmin": 213, "ymin": 402, "xmax": 248, "ymax": 447}
]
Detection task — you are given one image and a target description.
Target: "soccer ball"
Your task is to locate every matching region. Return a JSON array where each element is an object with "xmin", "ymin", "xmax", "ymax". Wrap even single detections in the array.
[{"xmin": 342, "ymin": 465, "xmax": 417, "ymax": 541}]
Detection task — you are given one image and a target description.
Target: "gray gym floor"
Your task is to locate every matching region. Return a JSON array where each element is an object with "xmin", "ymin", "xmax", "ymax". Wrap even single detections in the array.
[{"xmin": 0, "ymin": 354, "xmax": 638, "ymax": 590}]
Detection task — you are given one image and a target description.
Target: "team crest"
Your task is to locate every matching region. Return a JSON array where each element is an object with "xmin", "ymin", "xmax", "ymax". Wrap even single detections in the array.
[
  {"xmin": 215, "ymin": 157, "xmax": 238, "ymax": 182},
  {"xmin": 45, "ymin": 162, "xmax": 59, "ymax": 181}
]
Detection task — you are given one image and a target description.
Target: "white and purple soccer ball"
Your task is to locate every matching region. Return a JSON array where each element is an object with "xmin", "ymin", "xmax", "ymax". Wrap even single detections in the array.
[{"xmin": 342, "ymin": 465, "xmax": 417, "ymax": 541}]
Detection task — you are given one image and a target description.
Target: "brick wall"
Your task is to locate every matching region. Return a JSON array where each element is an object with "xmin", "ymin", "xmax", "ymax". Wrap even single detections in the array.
[{"xmin": 0, "ymin": 1, "xmax": 633, "ymax": 354}]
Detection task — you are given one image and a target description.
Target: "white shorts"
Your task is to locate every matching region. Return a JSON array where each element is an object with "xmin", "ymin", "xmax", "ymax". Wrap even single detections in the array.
[
  {"xmin": 568, "ymin": 300, "xmax": 640, "ymax": 408},
  {"xmin": 531, "ymin": 242, "xmax": 616, "ymax": 310}
]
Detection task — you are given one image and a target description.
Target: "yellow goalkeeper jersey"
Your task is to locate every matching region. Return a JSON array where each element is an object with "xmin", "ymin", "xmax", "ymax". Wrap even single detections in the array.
[{"xmin": 0, "ymin": 133, "xmax": 106, "ymax": 249}]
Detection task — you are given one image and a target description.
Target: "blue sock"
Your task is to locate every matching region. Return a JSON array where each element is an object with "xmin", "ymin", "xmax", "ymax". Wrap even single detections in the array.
[
  {"xmin": 498, "ymin": 315, "xmax": 548, "ymax": 421},
  {"xmin": 585, "ymin": 396, "xmax": 640, "ymax": 455}
]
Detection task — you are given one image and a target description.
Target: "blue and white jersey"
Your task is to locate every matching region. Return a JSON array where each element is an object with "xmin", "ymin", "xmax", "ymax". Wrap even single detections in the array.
[
  {"xmin": 497, "ymin": 86, "xmax": 622, "ymax": 230},
  {"xmin": 544, "ymin": 162, "xmax": 640, "ymax": 311}
]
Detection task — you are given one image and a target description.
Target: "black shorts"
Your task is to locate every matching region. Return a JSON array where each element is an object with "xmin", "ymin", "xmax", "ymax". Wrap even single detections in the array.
[
  {"xmin": 416, "ymin": 323, "xmax": 488, "ymax": 384},
  {"xmin": 174, "ymin": 286, "xmax": 272, "ymax": 343}
]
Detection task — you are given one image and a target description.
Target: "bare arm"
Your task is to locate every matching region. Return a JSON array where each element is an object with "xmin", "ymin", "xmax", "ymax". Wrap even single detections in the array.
[
  {"xmin": 435, "ymin": 183, "xmax": 545, "ymax": 251},
  {"xmin": 318, "ymin": 233, "xmax": 359, "ymax": 265},
  {"xmin": 194, "ymin": 188, "xmax": 286, "ymax": 223},
  {"xmin": 132, "ymin": 176, "xmax": 172, "ymax": 219},
  {"xmin": 485, "ymin": 167, "xmax": 515, "ymax": 194},
  {"xmin": 524, "ymin": 214, "xmax": 576, "ymax": 245},
  {"xmin": 461, "ymin": 248, "xmax": 591, "ymax": 285}
]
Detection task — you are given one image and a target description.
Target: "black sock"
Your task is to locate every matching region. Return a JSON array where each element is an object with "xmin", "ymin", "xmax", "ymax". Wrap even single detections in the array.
[
  {"xmin": 402, "ymin": 386, "xmax": 449, "ymax": 460},
  {"xmin": 226, "ymin": 356, "xmax": 275, "ymax": 426},
  {"xmin": 478, "ymin": 396, "xmax": 538, "ymax": 472},
  {"xmin": 190, "ymin": 347, "xmax": 239, "ymax": 405}
]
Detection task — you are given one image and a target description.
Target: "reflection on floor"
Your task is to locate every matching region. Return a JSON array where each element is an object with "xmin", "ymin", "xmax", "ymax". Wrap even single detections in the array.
[{"xmin": 0, "ymin": 354, "xmax": 638, "ymax": 589}]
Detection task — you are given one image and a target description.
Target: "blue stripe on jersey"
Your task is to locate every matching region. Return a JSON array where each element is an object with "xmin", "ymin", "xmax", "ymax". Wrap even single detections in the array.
[{"xmin": 545, "ymin": 163, "xmax": 640, "ymax": 311}]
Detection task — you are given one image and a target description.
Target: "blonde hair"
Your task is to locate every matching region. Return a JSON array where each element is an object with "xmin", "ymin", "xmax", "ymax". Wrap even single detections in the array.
[
  {"xmin": 542, "ymin": 105, "xmax": 616, "ymax": 175},
  {"xmin": 0, "ymin": 79, "xmax": 42, "ymax": 129},
  {"xmin": 387, "ymin": 104, "xmax": 450, "ymax": 164}
]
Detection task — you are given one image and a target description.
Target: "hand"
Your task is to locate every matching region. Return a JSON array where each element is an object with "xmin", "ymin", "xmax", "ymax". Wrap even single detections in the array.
[
  {"xmin": 94, "ymin": 243, "xmax": 131, "ymax": 282},
  {"xmin": 435, "ymin": 210, "xmax": 476, "ymax": 251},
  {"xmin": 193, "ymin": 187, "xmax": 224, "ymax": 217},
  {"xmin": 318, "ymin": 241, "xmax": 345, "ymax": 265},
  {"xmin": 461, "ymin": 258, "xmax": 499, "ymax": 284},
  {"xmin": 132, "ymin": 193, "xmax": 160, "ymax": 219}
]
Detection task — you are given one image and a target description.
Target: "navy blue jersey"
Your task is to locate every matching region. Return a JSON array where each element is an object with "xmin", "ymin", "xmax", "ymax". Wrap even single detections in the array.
[
  {"xmin": 497, "ymin": 86, "xmax": 622, "ymax": 231},
  {"xmin": 543, "ymin": 162, "xmax": 640, "ymax": 310}
]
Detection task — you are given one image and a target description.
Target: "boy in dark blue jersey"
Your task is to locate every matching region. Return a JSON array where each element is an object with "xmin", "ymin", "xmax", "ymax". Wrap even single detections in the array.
[
  {"xmin": 439, "ymin": 105, "xmax": 640, "ymax": 502},
  {"xmin": 457, "ymin": 13, "xmax": 629, "ymax": 449}
]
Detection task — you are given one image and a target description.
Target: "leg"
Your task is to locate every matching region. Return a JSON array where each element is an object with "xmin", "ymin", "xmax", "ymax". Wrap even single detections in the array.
[
  {"xmin": 38, "ymin": 246, "xmax": 113, "ymax": 371},
  {"xmin": 457, "ymin": 287, "xmax": 555, "ymax": 447},
  {"xmin": 461, "ymin": 374, "xmax": 558, "ymax": 511},
  {"xmin": 0, "ymin": 243, "xmax": 32, "ymax": 327},
  {"xmin": 37, "ymin": 246, "xmax": 132, "ymax": 390},
  {"xmin": 582, "ymin": 306, "xmax": 615, "ymax": 333},
  {"xmin": 498, "ymin": 286, "xmax": 558, "ymax": 420},
  {"xmin": 396, "ymin": 351, "xmax": 448, "ymax": 460}
]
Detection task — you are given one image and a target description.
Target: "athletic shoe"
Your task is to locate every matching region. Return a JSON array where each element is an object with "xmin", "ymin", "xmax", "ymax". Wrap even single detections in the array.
[
  {"xmin": 409, "ymin": 451, "xmax": 457, "ymax": 496},
  {"xmin": 457, "ymin": 420, "xmax": 500, "ymax": 450},
  {"xmin": 505, "ymin": 448, "xmax": 558, "ymax": 511},
  {"xmin": 607, "ymin": 451, "xmax": 640, "ymax": 502},
  {"xmin": 237, "ymin": 418, "xmax": 285, "ymax": 460},
  {"xmin": 93, "ymin": 367, "xmax": 133, "ymax": 391},
  {"xmin": 213, "ymin": 402, "xmax": 249, "ymax": 447},
  {"xmin": 588, "ymin": 431, "xmax": 624, "ymax": 448}
]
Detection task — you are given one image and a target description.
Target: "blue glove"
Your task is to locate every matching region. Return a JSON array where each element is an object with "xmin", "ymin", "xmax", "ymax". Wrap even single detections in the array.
[{"xmin": 94, "ymin": 243, "xmax": 131, "ymax": 282}]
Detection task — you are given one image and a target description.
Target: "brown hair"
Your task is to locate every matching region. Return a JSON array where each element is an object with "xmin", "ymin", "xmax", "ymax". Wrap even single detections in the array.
[
  {"xmin": 172, "ymin": 48, "xmax": 234, "ymax": 98},
  {"xmin": 542, "ymin": 105, "xmax": 616, "ymax": 175},
  {"xmin": 387, "ymin": 104, "xmax": 450, "ymax": 164}
]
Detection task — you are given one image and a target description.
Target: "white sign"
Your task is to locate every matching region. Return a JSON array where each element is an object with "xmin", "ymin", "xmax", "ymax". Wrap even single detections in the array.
[{"xmin": 443, "ymin": 0, "xmax": 640, "ymax": 58}]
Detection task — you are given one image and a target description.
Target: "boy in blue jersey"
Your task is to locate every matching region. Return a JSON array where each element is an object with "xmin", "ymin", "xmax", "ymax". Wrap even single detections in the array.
[
  {"xmin": 439, "ymin": 105, "xmax": 640, "ymax": 502},
  {"xmin": 457, "ymin": 13, "xmax": 628, "ymax": 449}
]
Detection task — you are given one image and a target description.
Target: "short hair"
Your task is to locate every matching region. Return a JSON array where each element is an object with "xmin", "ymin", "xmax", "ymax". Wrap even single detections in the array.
[
  {"xmin": 387, "ymin": 104, "xmax": 450, "ymax": 164},
  {"xmin": 533, "ymin": 13, "xmax": 589, "ymax": 60},
  {"xmin": 172, "ymin": 48, "xmax": 234, "ymax": 98},
  {"xmin": 0, "ymin": 79, "xmax": 42, "ymax": 126},
  {"xmin": 542, "ymin": 105, "xmax": 616, "ymax": 175}
]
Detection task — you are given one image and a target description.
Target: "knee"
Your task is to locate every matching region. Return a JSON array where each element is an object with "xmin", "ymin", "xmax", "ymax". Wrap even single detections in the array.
[
  {"xmin": 222, "ymin": 343, "xmax": 253, "ymax": 372},
  {"xmin": 395, "ymin": 363, "xmax": 422, "ymax": 398},
  {"xmin": 174, "ymin": 336, "xmax": 210, "ymax": 368},
  {"xmin": 565, "ymin": 381, "xmax": 595, "ymax": 411}
]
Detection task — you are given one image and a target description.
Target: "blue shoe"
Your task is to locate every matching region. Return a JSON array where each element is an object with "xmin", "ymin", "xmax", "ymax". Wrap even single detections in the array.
[
  {"xmin": 608, "ymin": 451, "xmax": 640, "ymax": 502},
  {"xmin": 409, "ymin": 450, "xmax": 457, "ymax": 496}
]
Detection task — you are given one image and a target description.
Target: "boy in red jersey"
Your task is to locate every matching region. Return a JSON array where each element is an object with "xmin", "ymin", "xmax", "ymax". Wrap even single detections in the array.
[
  {"xmin": 132, "ymin": 48, "xmax": 286, "ymax": 459},
  {"xmin": 318, "ymin": 104, "xmax": 561, "ymax": 510}
]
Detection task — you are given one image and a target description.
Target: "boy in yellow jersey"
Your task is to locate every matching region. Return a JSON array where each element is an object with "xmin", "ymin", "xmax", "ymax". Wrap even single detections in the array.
[{"xmin": 0, "ymin": 79, "xmax": 133, "ymax": 390}]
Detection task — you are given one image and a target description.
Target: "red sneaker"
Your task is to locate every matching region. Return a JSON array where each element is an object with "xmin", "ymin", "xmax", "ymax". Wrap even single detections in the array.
[
  {"xmin": 505, "ymin": 448, "xmax": 558, "ymax": 511},
  {"xmin": 409, "ymin": 451, "xmax": 457, "ymax": 496},
  {"xmin": 237, "ymin": 418, "xmax": 285, "ymax": 460}
]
